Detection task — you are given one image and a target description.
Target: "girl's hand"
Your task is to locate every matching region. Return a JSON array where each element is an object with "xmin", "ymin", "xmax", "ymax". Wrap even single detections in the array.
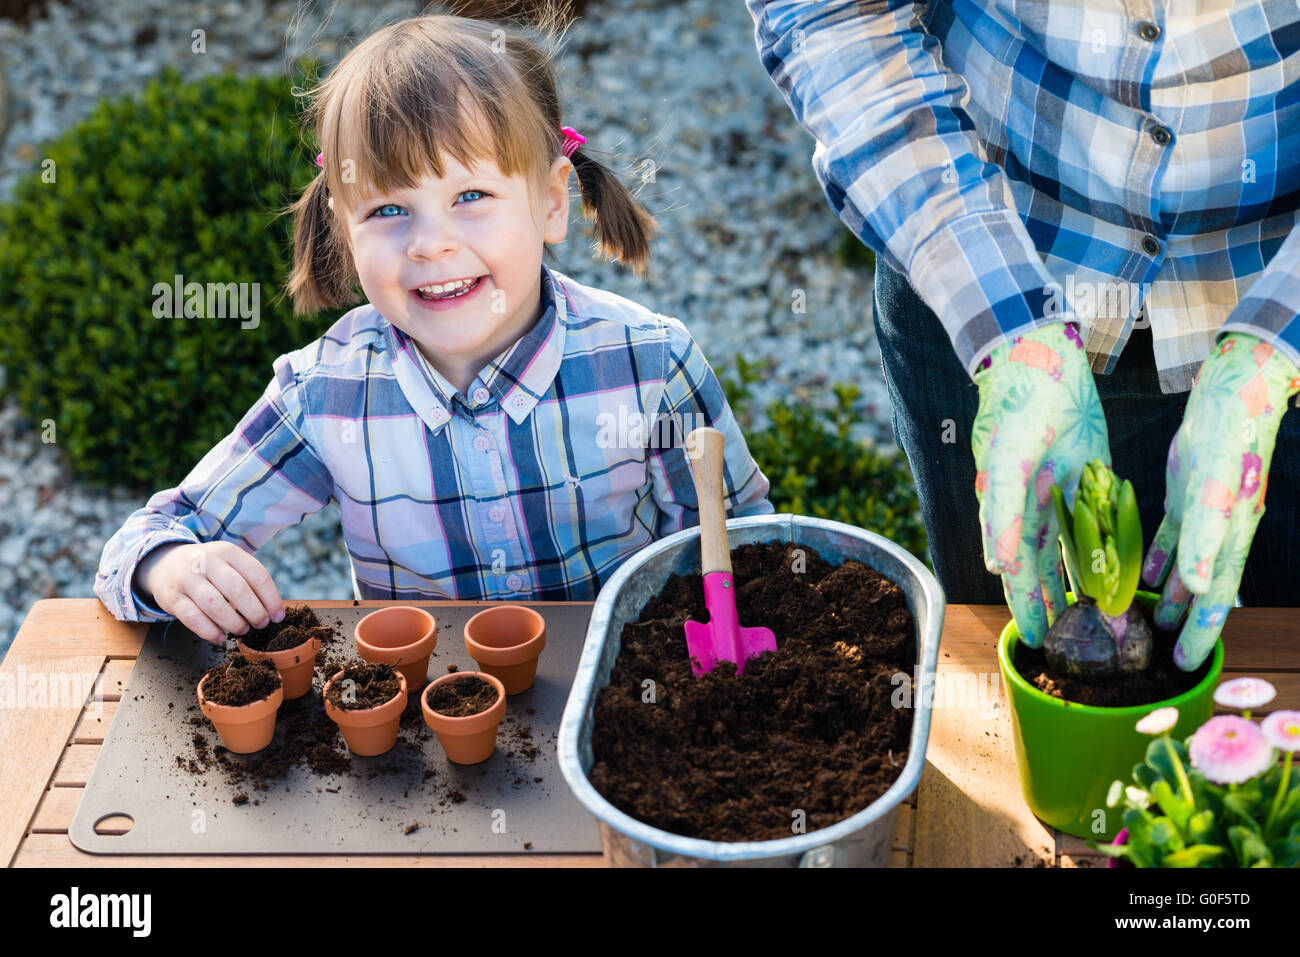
[
  {"xmin": 971, "ymin": 320, "xmax": 1111, "ymax": 648},
  {"xmin": 1142, "ymin": 332, "xmax": 1300, "ymax": 671},
  {"xmin": 133, "ymin": 542, "xmax": 285, "ymax": 644}
]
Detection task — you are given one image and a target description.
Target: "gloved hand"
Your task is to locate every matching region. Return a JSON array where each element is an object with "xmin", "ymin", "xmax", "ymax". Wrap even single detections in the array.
[
  {"xmin": 971, "ymin": 321, "xmax": 1111, "ymax": 647},
  {"xmin": 1142, "ymin": 332, "xmax": 1300, "ymax": 671}
]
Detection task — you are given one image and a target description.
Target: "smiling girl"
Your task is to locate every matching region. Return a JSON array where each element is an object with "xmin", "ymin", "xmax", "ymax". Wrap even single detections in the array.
[{"xmin": 93, "ymin": 10, "xmax": 772, "ymax": 643}]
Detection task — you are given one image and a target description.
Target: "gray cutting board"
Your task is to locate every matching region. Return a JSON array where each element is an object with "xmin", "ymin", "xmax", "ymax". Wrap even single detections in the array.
[{"xmin": 70, "ymin": 603, "xmax": 603, "ymax": 855}]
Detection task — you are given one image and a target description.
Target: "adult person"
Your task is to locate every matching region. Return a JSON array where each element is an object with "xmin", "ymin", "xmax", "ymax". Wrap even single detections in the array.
[{"xmin": 748, "ymin": 2, "xmax": 1300, "ymax": 670}]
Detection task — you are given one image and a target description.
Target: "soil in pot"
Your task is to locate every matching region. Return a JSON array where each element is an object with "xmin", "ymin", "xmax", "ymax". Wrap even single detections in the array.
[
  {"xmin": 240, "ymin": 604, "xmax": 333, "ymax": 652},
  {"xmin": 324, "ymin": 662, "xmax": 403, "ymax": 710},
  {"xmin": 588, "ymin": 542, "xmax": 915, "ymax": 843},
  {"xmin": 426, "ymin": 675, "xmax": 499, "ymax": 717},
  {"xmin": 201, "ymin": 654, "xmax": 281, "ymax": 706},
  {"xmin": 1013, "ymin": 601, "xmax": 1212, "ymax": 708}
]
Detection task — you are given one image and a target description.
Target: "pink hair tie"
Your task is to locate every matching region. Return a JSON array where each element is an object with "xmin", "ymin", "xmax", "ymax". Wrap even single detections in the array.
[
  {"xmin": 315, "ymin": 152, "xmax": 324, "ymax": 168},
  {"xmin": 560, "ymin": 126, "xmax": 586, "ymax": 158}
]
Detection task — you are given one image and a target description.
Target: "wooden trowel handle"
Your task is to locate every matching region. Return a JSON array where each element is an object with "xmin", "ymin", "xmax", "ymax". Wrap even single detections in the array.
[{"xmin": 686, "ymin": 427, "xmax": 731, "ymax": 576}]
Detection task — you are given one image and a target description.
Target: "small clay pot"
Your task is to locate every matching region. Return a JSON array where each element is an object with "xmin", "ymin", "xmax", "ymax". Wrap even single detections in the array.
[
  {"xmin": 421, "ymin": 671, "xmax": 506, "ymax": 765},
  {"xmin": 463, "ymin": 605, "xmax": 546, "ymax": 694},
  {"xmin": 354, "ymin": 606, "xmax": 437, "ymax": 695},
  {"xmin": 197, "ymin": 672, "xmax": 284, "ymax": 754},
  {"xmin": 323, "ymin": 668, "xmax": 409, "ymax": 757},
  {"xmin": 236, "ymin": 635, "xmax": 321, "ymax": 700}
]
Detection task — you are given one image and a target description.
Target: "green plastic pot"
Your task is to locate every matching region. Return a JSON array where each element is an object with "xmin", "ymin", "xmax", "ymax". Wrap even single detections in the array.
[{"xmin": 997, "ymin": 591, "xmax": 1224, "ymax": 840}]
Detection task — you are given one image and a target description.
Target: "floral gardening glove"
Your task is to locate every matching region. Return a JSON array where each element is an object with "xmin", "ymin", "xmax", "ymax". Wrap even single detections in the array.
[
  {"xmin": 1141, "ymin": 332, "xmax": 1300, "ymax": 671},
  {"xmin": 971, "ymin": 321, "xmax": 1110, "ymax": 647}
]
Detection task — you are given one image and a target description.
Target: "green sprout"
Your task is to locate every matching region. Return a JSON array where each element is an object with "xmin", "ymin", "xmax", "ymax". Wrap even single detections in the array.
[{"xmin": 1051, "ymin": 459, "xmax": 1143, "ymax": 618}]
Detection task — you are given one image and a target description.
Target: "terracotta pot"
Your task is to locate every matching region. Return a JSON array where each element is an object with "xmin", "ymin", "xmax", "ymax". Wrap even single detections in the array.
[
  {"xmin": 463, "ymin": 605, "xmax": 546, "ymax": 694},
  {"xmin": 323, "ymin": 668, "xmax": 409, "ymax": 757},
  {"xmin": 197, "ymin": 672, "xmax": 284, "ymax": 754},
  {"xmin": 236, "ymin": 635, "xmax": 321, "ymax": 700},
  {"xmin": 421, "ymin": 671, "xmax": 506, "ymax": 765},
  {"xmin": 354, "ymin": 606, "xmax": 437, "ymax": 695}
]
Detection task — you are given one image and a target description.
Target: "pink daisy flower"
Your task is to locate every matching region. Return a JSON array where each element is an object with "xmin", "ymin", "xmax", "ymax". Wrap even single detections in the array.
[
  {"xmin": 1135, "ymin": 707, "xmax": 1179, "ymax": 736},
  {"xmin": 1261, "ymin": 711, "xmax": 1300, "ymax": 753},
  {"xmin": 1188, "ymin": 716, "xmax": 1275, "ymax": 785},
  {"xmin": 1213, "ymin": 677, "xmax": 1277, "ymax": 712}
]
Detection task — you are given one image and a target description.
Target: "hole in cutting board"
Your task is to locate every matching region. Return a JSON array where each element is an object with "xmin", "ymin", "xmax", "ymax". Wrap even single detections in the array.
[{"xmin": 93, "ymin": 813, "xmax": 134, "ymax": 836}]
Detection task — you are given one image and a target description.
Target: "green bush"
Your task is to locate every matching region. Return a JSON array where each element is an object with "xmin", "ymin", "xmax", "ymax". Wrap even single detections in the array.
[
  {"xmin": 0, "ymin": 63, "xmax": 330, "ymax": 491},
  {"xmin": 720, "ymin": 354, "xmax": 930, "ymax": 568}
]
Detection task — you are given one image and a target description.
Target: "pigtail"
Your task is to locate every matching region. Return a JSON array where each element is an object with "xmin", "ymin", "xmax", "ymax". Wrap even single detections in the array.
[
  {"xmin": 275, "ymin": 172, "xmax": 361, "ymax": 317},
  {"xmin": 568, "ymin": 147, "xmax": 658, "ymax": 278}
]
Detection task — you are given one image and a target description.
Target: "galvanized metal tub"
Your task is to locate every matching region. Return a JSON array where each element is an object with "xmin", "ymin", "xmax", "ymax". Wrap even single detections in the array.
[{"xmin": 557, "ymin": 514, "xmax": 944, "ymax": 867}]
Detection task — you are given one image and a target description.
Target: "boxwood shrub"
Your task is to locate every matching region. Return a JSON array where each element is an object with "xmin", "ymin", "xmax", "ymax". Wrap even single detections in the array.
[{"xmin": 0, "ymin": 62, "xmax": 331, "ymax": 491}]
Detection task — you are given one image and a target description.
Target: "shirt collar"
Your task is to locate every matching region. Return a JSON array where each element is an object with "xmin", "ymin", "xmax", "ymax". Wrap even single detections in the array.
[{"xmin": 384, "ymin": 264, "xmax": 569, "ymax": 436}]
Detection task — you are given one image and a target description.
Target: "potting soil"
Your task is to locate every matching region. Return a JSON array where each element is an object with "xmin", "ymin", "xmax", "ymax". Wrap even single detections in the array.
[
  {"xmin": 201, "ymin": 654, "xmax": 280, "ymax": 707},
  {"xmin": 589, "ymin": 542, "xmax": 916, "ymax": 843},
  {"xmin": 324, "ymin": 661, "xmax": 403, "ymax": 710},
  {"xmin": 241, "ymin": 604, "xmax": 330, "ymax": 652},
  {"xmin": 427, "ymin": 675, "xmax": 498, "ymax": 716}
]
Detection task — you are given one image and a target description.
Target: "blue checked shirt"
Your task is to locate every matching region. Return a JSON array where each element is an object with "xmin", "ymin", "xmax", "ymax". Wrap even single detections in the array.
[
  {"xmin": 749, "ymin": 0, "xmax": 1300, "ymax": 393},
  {"xmin": 94, "ymin": 264, "xmax": 774, "ymax": 622}
]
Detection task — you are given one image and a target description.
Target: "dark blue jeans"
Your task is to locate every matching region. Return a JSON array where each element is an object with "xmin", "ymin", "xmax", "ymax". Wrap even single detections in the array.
[{"xmin": 872, "ymin": 263, "xmax": 1300, "ymax": 607}]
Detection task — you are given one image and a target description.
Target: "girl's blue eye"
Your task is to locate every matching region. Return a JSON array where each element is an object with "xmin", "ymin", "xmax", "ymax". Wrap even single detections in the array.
[{"xmin": 366, "ymin": 191, "xmax": 488, "ymax": 218}]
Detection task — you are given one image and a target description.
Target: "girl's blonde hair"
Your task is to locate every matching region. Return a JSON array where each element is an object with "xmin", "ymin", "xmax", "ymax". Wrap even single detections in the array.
[{"xmin": 280, "ymin": 9, "xmax": 658, "ymax": 316}]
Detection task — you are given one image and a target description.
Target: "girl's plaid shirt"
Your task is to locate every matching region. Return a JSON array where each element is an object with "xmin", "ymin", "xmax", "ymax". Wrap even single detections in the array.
[{"xmin": 94, "ymin": 265, "xmax": 773, "ymax": 620}]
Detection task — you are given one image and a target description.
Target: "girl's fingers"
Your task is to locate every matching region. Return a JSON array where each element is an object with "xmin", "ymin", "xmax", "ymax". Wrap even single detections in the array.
[
  {"xmin": 168, "ymin": 594, "xmax": 225, "ymax": 645},
  {"xmin": 185, "ymin": 580, "xmax": 248, "ymax": 639},
  {"xmin": 220, "ymin": 545, "xmax": 285, "ymax": 623},
  {"xmin": 206, "ymin": 560, "xmax": 271, "ymax": 632}
]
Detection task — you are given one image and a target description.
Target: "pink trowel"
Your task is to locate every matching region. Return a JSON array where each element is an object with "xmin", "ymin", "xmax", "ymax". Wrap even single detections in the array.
[{"xmin": 682, "ymin": 427, "xmax": 777, "ymax": 677}]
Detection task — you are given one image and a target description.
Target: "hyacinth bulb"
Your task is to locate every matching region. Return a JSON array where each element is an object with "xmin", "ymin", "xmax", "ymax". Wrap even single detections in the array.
[{"xmin": 1043, "ymin": 595, "xmax": 1152, "ymax": 678}]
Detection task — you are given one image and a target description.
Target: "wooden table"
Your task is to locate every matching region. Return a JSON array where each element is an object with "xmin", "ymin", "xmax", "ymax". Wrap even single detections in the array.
[{"xmin": 2, "ymin": 599, "xmax": 1296, "ymax": 867}]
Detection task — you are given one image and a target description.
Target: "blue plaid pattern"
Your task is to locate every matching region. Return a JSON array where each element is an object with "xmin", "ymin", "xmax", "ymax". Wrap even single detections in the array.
[
  {"xmin": 749, "ymin": 0, "xmax": 1300, "ymax": 393},
  {"xmin": 94, "ymin": 265, "xmax": 773, "ymax": 622}
]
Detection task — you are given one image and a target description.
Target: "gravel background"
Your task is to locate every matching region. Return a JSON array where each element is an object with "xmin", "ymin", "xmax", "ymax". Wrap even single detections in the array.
[{"xmin": 0, "ymin": 0, "xmax": 891, "ymax": 659}]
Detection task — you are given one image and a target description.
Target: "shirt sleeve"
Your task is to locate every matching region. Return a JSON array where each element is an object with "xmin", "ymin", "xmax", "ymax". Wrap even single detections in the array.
[
  {"xmin": 93, "ymin": 354, "xmax": 336, "ymax": 622},
  {"xmin": 747, "ymin": 0, "xmax": 1067, "ymax": 377},
  {"xmin": 1215, "ymin": 226, "xmax": 1300, "ymax": 376},
  {"xmin": 646, "ymin": 319, "xmax": 774, "ymax": 537}
]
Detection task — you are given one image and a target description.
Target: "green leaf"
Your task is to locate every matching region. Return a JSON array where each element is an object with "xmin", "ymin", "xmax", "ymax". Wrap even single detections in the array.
[
  {"xmin": 1151, "ymin": 780, "xmax": 1193, "ymax": 835},
  {"xmin": 1229, "ymin": 825, "xmax": 1273, "ymax": 867},
  {"xmin": 1188, "ymin": 809, "xmax": 1218, "ymax": 844},
  {"xmin": 1113, "ymin": 479, "xmax": 1142, "ymax": 613},
  {"xmin": 1161, "ymin": 845, "xmax": 1227, "ymax": 868},
  {"xmin": 1073, "ymin": 502, "xmax": 1105, "ymax": 600}
]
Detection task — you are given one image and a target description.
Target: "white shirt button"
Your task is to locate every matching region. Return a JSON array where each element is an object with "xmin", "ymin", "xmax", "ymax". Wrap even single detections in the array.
[
  {"xmin": 488, "ymin": 505, "xmax": 505, "ymax": 523},
  {"xmin": 506, "ymin": 574, "xmax": 524, "ymax": 591},
  {"xmin": 512, "ymin": 395, "xmax": 527, "ymax": 410},
  {"xmin": 429, "ymin": 405, "xmax": 447, "ymax": 422},
  {"xmin": 473, "ymin": 434, "xmax": 492, "ymax": 452},
  {"xmin": 472, "ymin": 387, "xmax": 491, "ymax": 405}
]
